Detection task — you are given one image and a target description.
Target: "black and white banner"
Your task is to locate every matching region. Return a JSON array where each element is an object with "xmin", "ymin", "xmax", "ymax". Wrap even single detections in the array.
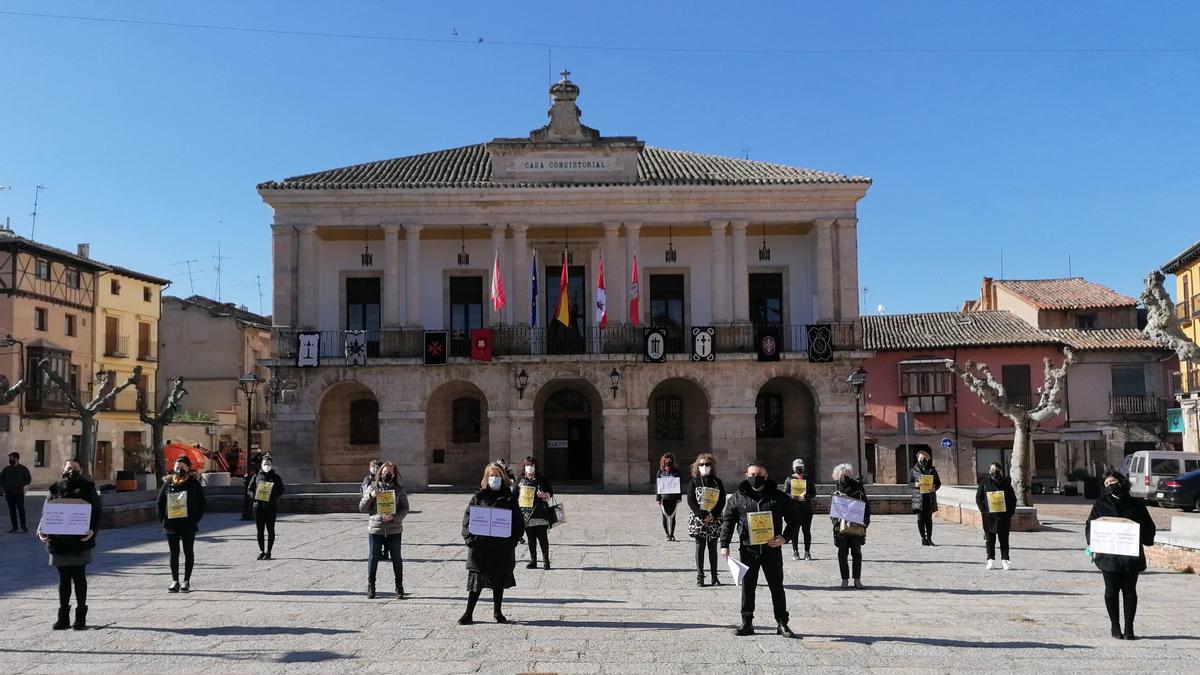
[
  {"xmin": 296, "ymin": 332, "xmax": 321, "ymax": 368},
  {"xmin": 345, "ymin": 331, "xmax": 367, "ymax": 367},
  {"xmin": 643, "ymin": 328, "xmax": 666, "ymax": 363},
  {"xmin": 690, "ymin": 326, "xmax": 715, "ymax": 362}
]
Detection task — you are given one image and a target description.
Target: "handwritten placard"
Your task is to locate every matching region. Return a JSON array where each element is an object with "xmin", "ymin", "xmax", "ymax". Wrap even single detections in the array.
[
  {"xmin": 1092, "ymin": 517, "xmax": 1140, "ymax": 557},
  {"xmin": 40, "ymin": 499, "xmax": 92, "ymax": 535},
  {"xmin": 656, "ymin": 476, "xmax": 681, "ymax": 495},
  {"xmin": 468, "ymin": 506, "xmax": 513, "ymax": 538},
  {"xmin": 830, "ymin": 495, "xmax": 867, "ymax": 525}
]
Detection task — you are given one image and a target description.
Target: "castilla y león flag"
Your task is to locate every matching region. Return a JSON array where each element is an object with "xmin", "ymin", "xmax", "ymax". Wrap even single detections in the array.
[
  {"xmin": 470, "ymin": 328, "xmax": 493, "ymax": 362},
  {"xmin": 595, "ymin": 255, "xmax": 607, "ymax": 329},
  {"xmin": 628, "ymin": 255, "xmax": 640, "ymax": 326}
]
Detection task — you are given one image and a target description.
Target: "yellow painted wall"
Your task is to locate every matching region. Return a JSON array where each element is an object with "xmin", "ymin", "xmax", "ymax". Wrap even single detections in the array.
[
  {"xmin": 1175, "ymin": 262, "xmax": 1200, "ymax": 393},
  {"xmin": 93, "ymin": 271, "xmax": 163, "ymax": 420}
]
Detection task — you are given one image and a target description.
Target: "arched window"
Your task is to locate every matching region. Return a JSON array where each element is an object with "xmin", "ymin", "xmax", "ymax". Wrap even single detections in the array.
[
  {"xmin": 755, "ymin": 393, "xmax": 784, "ymax": 438},
  {"xmin": 452, "ymin": 397, "xmax": 482, "ymax": 443},
  {"xmin": 654, "ymin": 394, "xmax": 684, "ymax": 440},
  {"xmin": 349, "ymin": 399, "xmax": 379, "ymax": 445}
]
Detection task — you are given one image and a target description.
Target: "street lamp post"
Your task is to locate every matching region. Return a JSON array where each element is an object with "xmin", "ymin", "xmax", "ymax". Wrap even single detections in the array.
[
  {"xmin": 846, "ymin": 367, "xmax": 868, "ymax": 481},
  {"xmin": 238, "ymin": 371, "xmax": 260, "ymax": 521}
]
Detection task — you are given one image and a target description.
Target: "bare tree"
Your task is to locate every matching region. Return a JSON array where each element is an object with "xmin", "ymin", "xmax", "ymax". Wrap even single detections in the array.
[
  {"xmin": 140, "ymin": 376, "xmax": 188, "ymax": 481},
  {"xmin": 948, "ymin": 349, "xmax": 1074, "ymax": 506},
  {"xmin": 38, "ymin": 361, "xmax": 142, "ymax": 478},
  {"xmin": 1141, "ymin": 270, "xmax": 1200, "ymax": 361}
]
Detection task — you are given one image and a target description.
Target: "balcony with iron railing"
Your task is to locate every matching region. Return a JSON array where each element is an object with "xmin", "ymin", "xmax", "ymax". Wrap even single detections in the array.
[
  {"xmin": 137, "ymin": 339, "xmax": 157, "ymax": 362},
  {"xmin": 1178, "ymin": 301, "xmax": 1192, "ymax": 325},
  {"xmin": 103, "ymin": 335, "xmax": 129, "ymax": 358},
  {"xmin": 271, "ymin": 322, "xmax": 860, "ymax": 361},
  {"xmin": 1109, "ymin": 394, "xmax": 1163, "ymax": 417}
]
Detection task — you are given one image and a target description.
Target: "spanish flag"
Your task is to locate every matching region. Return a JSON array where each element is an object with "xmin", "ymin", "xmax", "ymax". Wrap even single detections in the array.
[{"xmin": 554, "ymin": 250, "xmax": 571, "ymax": 327}]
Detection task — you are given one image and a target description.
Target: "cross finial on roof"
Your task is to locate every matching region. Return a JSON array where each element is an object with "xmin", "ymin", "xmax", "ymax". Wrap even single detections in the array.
[{"xmin": 560, "ymin": 69, "xmax": 571, "ymax": 80}]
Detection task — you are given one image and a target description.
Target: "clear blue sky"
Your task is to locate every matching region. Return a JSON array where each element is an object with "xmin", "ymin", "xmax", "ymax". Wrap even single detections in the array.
[{"xmin": 2, "ymin": 1, "xmax": 1198, "ymax": 317}]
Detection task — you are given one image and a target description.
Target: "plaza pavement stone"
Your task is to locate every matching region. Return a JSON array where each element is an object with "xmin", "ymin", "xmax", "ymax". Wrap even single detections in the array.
[{"xmin": 1, "ymin": 493, "xmax": 1198, "ymax": 673}]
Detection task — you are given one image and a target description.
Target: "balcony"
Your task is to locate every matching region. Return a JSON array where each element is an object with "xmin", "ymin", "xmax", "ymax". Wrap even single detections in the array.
[
  {"xmin": 1178, "ymin": 302, "xmax": 1192, "ymax": 325},
  {"xmin": 270, "ymin": 322, "xmax": 861, "ymax": 361},
  {"xmin": 1194, "ymin": 294, "xmax": 1200, "ymax": 318},
  {"xmin": 104, "ymin": 335, "xmax": 129, "ymax": 358},
  {"xmin": 136, "ymin": 340, "xmax": 157, "ymax": 362},
  {"xmin": 1109, "ymin": 394, "xmax": 1163, "ymax": 417}
]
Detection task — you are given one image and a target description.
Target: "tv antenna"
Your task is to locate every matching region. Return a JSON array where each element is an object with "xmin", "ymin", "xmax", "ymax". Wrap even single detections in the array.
[
  {"xmin": 172, "ymin": 259, "xmax": 199, "ymax": 295},
  {"xmin": 257, "ymin": 274, "xmax": 264, "ymax": 315},
  {"xmin": 212, "ymin": 240, "xmax": 231, "ymax": 302},
  {"xmin": 30, "ymin": 184, "xmax": 48, "ymax": 239}
]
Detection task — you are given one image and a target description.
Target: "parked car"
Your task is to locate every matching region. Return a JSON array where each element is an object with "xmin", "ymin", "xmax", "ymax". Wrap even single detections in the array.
[
  {"xmin": 1120, "ymin": 450, "xmax": 1200, "ymax": 502},
  {"xmin": 1155, "ymin": 469, "xmax": 1200, "ymax": 512}
]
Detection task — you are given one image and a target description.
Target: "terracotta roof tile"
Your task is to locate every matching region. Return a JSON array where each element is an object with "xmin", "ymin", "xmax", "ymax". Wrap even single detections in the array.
[
  {"xmin": 861, "ymin": 311, "xmax": 1059, "ymax": 350},
  {"xmin": 993, "ymin": 278, "xmax": 1136, "ymax": 310},
  {"xmin": 1162, "ymin": 239, "xmax": 1200, "ymax": 274},
  {"xmin": 1043, "ymin": 329, "xmax": 1168, "ymax": 351}
]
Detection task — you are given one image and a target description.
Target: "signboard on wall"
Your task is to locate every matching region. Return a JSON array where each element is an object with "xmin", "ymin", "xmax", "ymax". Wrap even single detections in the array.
[{"xmin": 547, "ymin": 440, "xmax": 569, "ymax": 449}]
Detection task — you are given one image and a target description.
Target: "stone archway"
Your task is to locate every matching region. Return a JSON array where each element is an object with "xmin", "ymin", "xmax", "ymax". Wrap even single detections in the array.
[
  {"xmin": 532, "ymin": 380, "xmax": 605, "ymax": 484},
  {"xmin": 646, "ymin": 377, "xmax": 712, "ymax": 475},
  {"xmin": 425, "ymin": 380, "xmax": 490, "ymax": 486},
  {"xmin": 754, "ymin": 376, "xmax": 818, "ymax": 479},
  {"xmin": 317, "ymin": 380, "xmax": 380, "ymax": 482}
]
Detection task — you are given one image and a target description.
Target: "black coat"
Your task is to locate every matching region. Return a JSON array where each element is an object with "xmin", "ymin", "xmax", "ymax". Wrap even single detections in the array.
[
  {"xmin": 43, "ymin": 477, "xmax": 102, "ymax": 556},
  {"xmin": 1, "ymin": 462, "xmax": 32, "ymax": 495},
  {"xmin": 830, "ymin": 478, "xmax": 871, "ymax": 544},
  {"xmin": 974, "ymin": 474, "xmax": 1017, "ymax": 533},
  {"xmin": 718, "ymin": 479, "xmax": 800, "ymax": 549},
  {"xmin": 1086, "ymin": 493, "xmax": 1157, "ymax": 573},
  {"xmin": 517, "ymin": 475, "xmax": 555, "ymax": 522},
  {"xmin": 686, "ymin": 476, "xmax": 726, "ymax": 520},
  {"xmin": 655, "ymin": 467, "xmax": 682, "ymax": 504},
  {"xmin": 248, "ymin": 470, "xmax": 286, "ymax": 508},
  {"xmin": 462, "ymin": 486, "xmax": 525, "ymax": 577},
  {"xmin": 157, "ymin": 475, "xmax": 206, "ymax": 534},
  {"xmin": 783, "ymin": 472, "xmax": 816, "ymax": 515},
  {"xmin": 912, "ymin": 464, "xmax": 941, "ymax": 513}
]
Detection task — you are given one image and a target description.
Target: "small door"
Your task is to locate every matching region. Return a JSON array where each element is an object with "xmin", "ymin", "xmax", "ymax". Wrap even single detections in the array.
[
  {"xmin": 96, "ymin": 441, "xmax": 113, "ymax": 480},
  {"xmin": 567, "ymin": 418, "xmax": 592, "ymax": 481}
]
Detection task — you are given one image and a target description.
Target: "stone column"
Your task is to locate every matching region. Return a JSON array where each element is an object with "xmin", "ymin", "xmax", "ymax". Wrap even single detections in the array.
[
  {"xmin": 382, "ymin": 224, "xmax": 403, "ymax": 329},
  {"xmin": 730, "ymin": 220, "xmax": 750, "ymax": 322},
  {"xmin": 271, "ymin": 225, "xmax": 297, "ymax": 327},
  {"xmin": 624, "ymin": 222, "xmax": 641, "ymax": 324},
  {"xmin": 296, "ymin": 224, "xmax": 319, "ymax": 329},
  {"xmin": 613, "ymin": 407, "xmax": 647, "ymax": 491},
  {"xmin": 489, "ymin": 223, "xmax": 507, "ymax": 325},
  {"xmin": 381, "ymin": 411, "xmax": 427, "ymax": 490},
  {"xmin": 709, "ymin": 407, "xmax": 756, "ymax": 478},
  {"xmin": 511, "ymin": 224, "xmax": 530, "ymax": 326},
  {"xmin": 602, "ymin": 222, "xmax": 623, "ymax": 325},
  {"xmin": 837, "ymin": 218, "xmax": 860, "ymax": 320},
  {"xmin": 403, "ymin": 224, "xmax": 423, "ymax": 328},
  {"xmin": 709, "ymin": 220, "xmax": 729, "ymax": 323},
  {"xmin": 815, "ymin": 219, "xmax": 836, "ymax": 321}
]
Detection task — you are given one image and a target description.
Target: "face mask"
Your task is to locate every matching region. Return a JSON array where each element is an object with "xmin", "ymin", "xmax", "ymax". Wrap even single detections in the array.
[
  {"xmin": 175, "ymin": 467, "xmax": 188, "ymax": 476},
  {"xmin": 699, "ymin": 466, "xmax": 712, "ymax": 477},
  {"xmin": 919, "ymin": 458, "xmax": 928, "ymax": 466},
  {"xmin": 524, "ymin": 466, "xmax": 536, "ymax": 476},
  {"xmin": 8, "ymin": 458, "xmax": 15, "ymax": 465},
  {"xmin": 487, "ymin": 476, "xmax": 503, "ymax": 490},
  {"xmin": 748, "ymin": 475, "xmax": 766, "ymax": 490},
  {"xmin": 793, "ymin": 466, "xmax": 803, "ymax": 474},
  {"xmin": 665, "ymin": 460, "xmax": 673, "ymax": 466},
  {"xmin": 990, "ymin": 470, "xmax": 1001, "ymax": 478},
  {"xmin": 262, "ymin": 464, "xmax": 273, "ymax": 473},
  {"xmin": 381, "ymin": 474, "xmax": 394, "ymax": 484},
  {"xmin": 1105, "ymin": 484, "xmax": 1122, "ymax": 497},
  {"xmin": 63, "ymin": 469, "xmax": 81, "ymax": 480}
]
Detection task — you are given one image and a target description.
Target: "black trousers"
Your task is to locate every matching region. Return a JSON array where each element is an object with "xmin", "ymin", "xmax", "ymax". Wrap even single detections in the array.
[
  {"xmin": 837, "ymin": 538, "xmax": 863, "ymax": 580},
  {"xmin": 56, "ymin": 565, "xmax": 87, "ymax": 607},
  {"xmin": 985, "ymin": 529, "xmax": 1010, "ymax": 560},
  {"xmin": 254, "ymin": 505, "xmax": 277, "ymax": 553},
  {"xmin": 694, "ymin": 537, "xmax": 718, "ymax": 578},
  {"xmin": 739, "ymin": 546, "xmax": 787, "ymax": 623},
  {"xmin": 526, "ymin": 525, "xmax": 549, "ymax": 563},
  {"xmin": 6, "ymin": 493, "xmax": 27, "ymax": 530},
  {"xmin": 166, "ymin": 531, "xmax": 196, "ymax": 582},
  {"xmin": 1101, "ymin": 571, "xmax": 1139, "ymax": 629},
  {"xmin": 660, "ymin": 501, "xmax": 678, "ymax": 537},
  {"xmin": 791, "ymin": 511, "xmax": 813, "ymax": 554},
  {"xmin": 917, "ymin": 511, "xmax": 934, "ymax": 540},
  {"xmin": 367, "ymin": 533, "xmax": 403, "ymax": 586}
]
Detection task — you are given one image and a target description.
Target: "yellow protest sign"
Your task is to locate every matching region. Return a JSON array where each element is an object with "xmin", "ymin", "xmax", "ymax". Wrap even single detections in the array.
[
  {"xmin": 166, "ymin": 491, "xmax": 188, "ymax": 520},
  {"xmin": 790, "ymin": 479, "xmax": 807, "ymax": 498},
  {"xmin": 919, "ymin": 475, "xmax": 935, "ymax": 494},
  {"xmin": 748, "ymin": 511, "xmax": 775, "ymax": 545},
  {"xmin": 377, "ymin": 490, "xmax": 396, "ymax": 515},
  {"xmin": 987, "ymin": 490, "xmax": 1006, "ymax": 514},
  {"xmin": 518, "ymin": 484, "xmax": 536, "ymax": 509},
  {"xmin": 255, "ymin": 480, "xmax": 274, "ymax": 502},
  {"xmin": 700, "ymin": 487, "xmax": 720, "ymax": 511}
]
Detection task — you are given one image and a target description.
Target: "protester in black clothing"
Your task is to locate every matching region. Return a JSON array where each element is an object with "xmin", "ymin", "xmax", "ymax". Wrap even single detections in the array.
[
  {"xmin": 37, "ymin": 458, "xmax": 100, "ymax": 630},
  {"xmin": 1085, "ymin": 470, "xmax": 1157, "ymax": 640},
  {"xmin": 655, "ymin": 453, "xmax": 682, "ymax": 541},
  {"xmin": 157, "ymin": 456, "xmax": 206, "ymax": 593},
  {"xmin": 782, "ymin": 458, "xmax": 815, "ymax": 561},
  {"xmin": 459, "ymin": 464, "xmax": 524, "ymax": 625},
  {"xmin": 911, "ymin": 450, "xmax": 942, "ymax": 545},
  {"xmin": 830, "ymin": 463, "xmax": 871, "ymax": 589},
  {"xmin": 719, "ymin": 461, "xmax": 800, "ymax": 638},
  {"xmin": 686, "ymin": 452, "xmax": 726, "ymax": 587},
  {"xmin": 248, "ymin": 455, "xmax": 285, "ymax": 560},
  {"xmin": 974, "ymin": 462, "xmax": 1017, "ymax": 569},
  {"xmin": 516, "ymin": 456, "xmax": 555, "ymax": 569},
  {"xmin": 2, "ymin": 451, "xmax": 32, "ymax": 533}
]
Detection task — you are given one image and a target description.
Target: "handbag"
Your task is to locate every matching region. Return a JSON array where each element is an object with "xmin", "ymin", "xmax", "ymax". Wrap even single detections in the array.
[
  {"xmin": 839, "ymin": 519, "xmax": 867, "ymax": 538},
  {"xmin": 911, "ymin": 493, "xmax": 924, "ymax": 512},
  {"xmin": 549, "ymin": 499, "xmax": 566, "ymax": 528}
]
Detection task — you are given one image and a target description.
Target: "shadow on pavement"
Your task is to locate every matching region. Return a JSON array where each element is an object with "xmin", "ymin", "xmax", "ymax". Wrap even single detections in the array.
[
  {"xmin": 577, "ymin": 566, "xmax": 694, "ymax": 573},
  {"xmin": 122, "ymin": 624, "xmax": 359, "ymax": 636},
  {"xmin": 520, "ymin": 619, "xmax": 727, "ymax": 630},
  {"xmin": 810, "ymin": 634, "xmax": 1092, "ymax": 649},
  {"xmin": 200, "ymin": 588, "xmax": 364, "ymax": 597},
  {"xmin": 852, "ymin": 585, "xmax": 1083, "ymax": 596}
]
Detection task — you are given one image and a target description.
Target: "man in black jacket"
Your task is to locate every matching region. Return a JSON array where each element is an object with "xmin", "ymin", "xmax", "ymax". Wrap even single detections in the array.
[
  {"xmin": 719, "ymin": 461, "xmax": 800, "ymax": 638},
  {"xmin": 2, "ymin": 451, "xmax": 33, "ymax": 532}
]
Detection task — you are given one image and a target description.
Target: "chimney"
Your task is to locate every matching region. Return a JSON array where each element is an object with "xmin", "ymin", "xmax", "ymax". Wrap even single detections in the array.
[
  {"xmin": 981, "ymin": 277, "xmax": 994, "ymax": 310},
  {"xmin": 77, "ymin": 243, "xmax": 90, "ymax": 258}
]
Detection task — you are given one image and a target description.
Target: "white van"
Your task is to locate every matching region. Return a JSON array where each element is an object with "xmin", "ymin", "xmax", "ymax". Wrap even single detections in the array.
[{"xmin": 1121, "ymin": 451, "xmax": 1200, "ymax": 501}]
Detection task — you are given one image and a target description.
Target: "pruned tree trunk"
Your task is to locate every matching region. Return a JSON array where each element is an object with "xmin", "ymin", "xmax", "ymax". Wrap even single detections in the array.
[
  {"xmin": 1142, "ymin": 270, "xmax": 1200, "ymax": 361},
  {"xmin": 140, "ymin": 377, "xmax": 188, "ymax": 483},
  {"xmin": 39, "ymin": 360, "xmax": 142, "ymax": 478},
  {"xmin": 1009, "ymin": 415, "xmax": 1033, "ymax": 507}
]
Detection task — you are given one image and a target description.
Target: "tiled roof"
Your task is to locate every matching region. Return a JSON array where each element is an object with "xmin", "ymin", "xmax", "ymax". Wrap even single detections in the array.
[
  {"xmin": 993, "ymin": 278, "xmax": 1136, "ymax": 310},
  {"xmin": 257, "ymin": 144, "xmax": 870, "ymax": 190},
  {"xmin": 0, "ymin": 230, "xmax": 109, "ymax": 271},
  {"xmin": 1043, "ymin": 329, "xmax": 1168, "ymax": 351},
  {"xmin": 1162, "ymin": 239, "xmax": 1200, "ymax": 274},
  {"xmin": 105, "ymin": 264, "xmax": 171, "ymax": 286},
  {"xmin": 861, "ymin": 311, "xmax": 1059, "ymax": 350},
  {"xmin": 172, "ymin": 295, "xmax": 271, "ymax": 327}
]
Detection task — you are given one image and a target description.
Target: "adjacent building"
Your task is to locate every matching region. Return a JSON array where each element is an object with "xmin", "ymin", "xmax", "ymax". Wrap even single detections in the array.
[
  {"xmin": 1162, "ymin": 240, "xmax": 1200, "ymax": 452},
  {"xmin": 259, "ymin": 75, "xmax": 872, "ymax": 488}
]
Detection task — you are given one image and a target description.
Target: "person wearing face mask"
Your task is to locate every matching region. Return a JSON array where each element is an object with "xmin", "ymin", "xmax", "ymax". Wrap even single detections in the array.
[
  {"xmin": 459, "ymin": 464, "xmax": 525, "ymax": 625},
  {"xmin": 831, "ymin": 463, "xmax": 870, "ymax": 589},
  {"xmin": 3, "ymin": 451, "xmax": 33, "ymax": 533},
  {"xmin": 782, "ymin": 458, "xmax": 815, "ymax": 561},
  {"xmin": 686, "ymin": 452, "xmax": 726, "ymax": 587},
  {"xmin": 361, "ymin": 460, "xmax": 389, "ymax": 561},
  {"xmin": 37, "ymin": 458, "xmax": 101, "ymax": 630},
  {"xmin": 247, "ymin": 455, "xmax": 285, "ymax": 560},
  {"xmin": 655, "ymin": 453, "xmax": 682, "ymax": 541},
  {"xmin": 1085, "ymin": 470, "xmax": 1156, "ymax": 640},
  {"xmin": 516, "ymin": 456, "xmax": 555, "ymax": 569},
  {"xmin": 974, "ymin": 462, "xmax": 1017, "ymax": 570},
  {"xmin": 911, "ymin": 450, "xmax": 941, "ymax": 546},
  {"xmin": 359, "ymin": 461, "xmax": 410, "ymax": 599},
  {"xmin": 719, "ymin": 461, "xmax": 800, "ymax": 638},
  {"xmin": 157, "ymin": 456, "xmax": 206, "ymax": 593}
]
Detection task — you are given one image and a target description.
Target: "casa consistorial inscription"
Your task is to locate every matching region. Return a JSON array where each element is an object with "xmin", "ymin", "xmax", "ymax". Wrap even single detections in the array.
[{"xmin": 516, "ymin": 156, "xmax": 613, "ymax": 172}]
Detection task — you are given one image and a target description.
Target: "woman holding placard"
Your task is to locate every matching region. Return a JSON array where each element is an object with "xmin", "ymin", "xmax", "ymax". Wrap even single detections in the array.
[
  {"xmin": 783, "ymin": 459, "xmax": 815, "ymax": 561},
  {"xmin": 359, "ymin": 461, "xmax": 410, "ymax": 599},
  {"xmin": 37, "ymin": 458, "xmax": 101, "ymax": 630},
  {"xmin": 830, "ymin": 463, "xmax": 870, "ymax": 589},
  {"xmin": 516, "ymin": 456, "xmax": 555, "ymax": 570},
  {"xmin": 459, "ymin": 464, "xmax": 525, "ymax": 624},
  {"xmin": 911, "ymin": 450, "xmax": 941, "ymax": 546},
  {"xmin": 247, "ymin": 455, "xmax": 285, "ymax": 560},
  {"xmin": 974, "ymin": 462, "xmax": 1016, "ymax": 570},
  {"xmin": 157, "ymin": 456, "xmax": 206, "ymax": 593},
  {"xmin": 655, "ymin": 453, "xmax": 682, "ymax": 541},
  {"xmin": 686, "ymin": 452, "xmax": 726, "ymax": 587},
  {"xmin": 1085, "ymin": 470, "xmax": 1156, "ymax": 640}
]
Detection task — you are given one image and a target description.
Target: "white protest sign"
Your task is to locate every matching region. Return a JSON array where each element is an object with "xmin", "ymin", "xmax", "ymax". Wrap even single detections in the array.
[
  {"xmin": 468, "ymin": 506, "xmax": 513, "ymax": 538},
  {"xmin": 1091, "ymin": 517, "xmax": 1140, "ymax": 557},
  {"xmin": 40, "ymin": 499, "xmax": 92, "ymax": 536},
  {"xmin": 656, "ymin": 476, "xmax": 681, "ymax": 495},
  {"xmin": 830, "ymin": 495, "xmax": 867, "ymax": 525}
]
